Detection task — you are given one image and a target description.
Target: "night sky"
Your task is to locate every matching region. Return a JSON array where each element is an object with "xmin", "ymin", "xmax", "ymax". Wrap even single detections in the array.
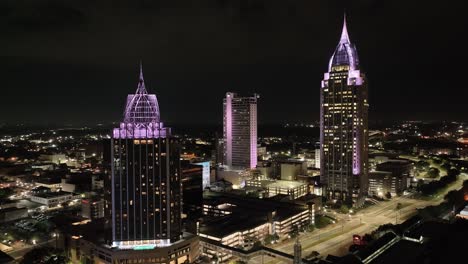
[{"xmin": 1, "ymin": 0, "xmax": 466, "ymax": 125}]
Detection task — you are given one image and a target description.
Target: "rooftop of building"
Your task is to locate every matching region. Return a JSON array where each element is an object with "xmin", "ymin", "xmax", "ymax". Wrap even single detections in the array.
[
  {"xmin": 0, "ymin": 206, "xmax": 27, "ymax": 213},
  {"xmin": 367, "ymin": 239, "xmax": 426, "ymax": 264},
  {"xmin": 201, "ymin": 193, "xmax": 308, "ymax": 238},
  {"xmin": 266, "ymin": 180, "xmax": 307, "ymax": 189},
  {"xmin": 369, "ymin": 171, "xmax": 393, "ymax": 177},
  {"xmin": 377, "ymin": 159, "xmax": 413, "ymax": 166},
  {"xmin": 0, "ymin": 249, "xmax": 14, "ymax": 263},
  {"xmin": 31, "ymin": 191, "xmax": 78, "ymax": 199},
  {"xmin": 199, "ymin": 214, "xmax": 268, "ymax": 238},
  {"xmin": 53, "ymin": 215, "xmax": 197, "ymax": 252},
  {"xmin": 368, "ymin": 152, "xmax": 400, "ymax": 159},
  {"xmin": 247, "ymin": 179, "xmax": 307, "ymax": 189}
]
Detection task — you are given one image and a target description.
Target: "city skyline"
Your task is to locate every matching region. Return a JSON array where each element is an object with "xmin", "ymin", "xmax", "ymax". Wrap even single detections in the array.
[
  {"xmin": 1, "ymin": 1, "xmax": 466, "ymax": 125},
  {"xmin": 1, "ymin": 2, "xmax": 467, "ymax": 264}
]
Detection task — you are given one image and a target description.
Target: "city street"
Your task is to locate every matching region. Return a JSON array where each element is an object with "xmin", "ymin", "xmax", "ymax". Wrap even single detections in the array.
[
  {"xmin": 7, "ymin": 239, "xmax": 55, "ymax": 260},
  {"xmin": 251, "ymin": 173, "xmax": 468, "ymax": 263}
]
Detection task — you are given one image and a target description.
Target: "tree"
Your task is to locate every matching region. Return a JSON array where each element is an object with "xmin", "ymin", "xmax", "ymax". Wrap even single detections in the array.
[
  {"xmin": 385, "ymin": 192, "xmax": 392, "ymax": 199},
  {"xmin": 441, "ymin": 162, "xmax": 451, "ymax": 172},
  {"xmin": 315, "ymin": 215, "xmax": 333, "ymax": 229},
  {"xmin": 0, "ymin": 187, "xmax": 14, "ymax": 199},
  {"xmin": 339, "ymin": 204, "xmax": 349, "ymax": 214},
  {"xmin": 289, "ymin": 225, "xmax": 299, "ymax": 238},
  {"xmin": 396, "ymin": 203, "xmax": 403, "ymax": 211},
  {"xmin": 362, "ymin": 234, "xmax": 374, "ymax": 244},
  {"xmin": 415, "ymin": 160, "xmax": 430, "ymax": 170},
  {"xmin": 20, "ymin": 247, "xmax": 68, "ymax": 264},
  {"xmin": 427, "ymin": 167, "xmax": 440, "ymax": 178},
  {"xmin": 263, "ymin": 233, "xmax": 279, "ymax": 244},
  {"xmin": 306, "ymin": 224, "xmax": 315, "ymax": 232},
  {"xmin": 252, "ymin": 240, "xmax": 262, "ymax": 249}
]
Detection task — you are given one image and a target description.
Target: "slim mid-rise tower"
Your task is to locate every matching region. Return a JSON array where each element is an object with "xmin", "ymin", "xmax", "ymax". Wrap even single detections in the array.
[
  {"xmin": 111, "ymin": 65, "xmax": 182, "ymax": 248},
  {"xmin": 223, "ymin": 92, "xmax": 259, "ymax": 170},
  {"xmin": 320, "ymin": 16, "xmax": 369, "ymax": 206}
]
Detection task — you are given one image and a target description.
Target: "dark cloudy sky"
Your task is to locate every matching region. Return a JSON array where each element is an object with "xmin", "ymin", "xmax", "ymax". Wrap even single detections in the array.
[{"xmin": 1, "ymin": 0, "xmax": 466, "ymax": 125}]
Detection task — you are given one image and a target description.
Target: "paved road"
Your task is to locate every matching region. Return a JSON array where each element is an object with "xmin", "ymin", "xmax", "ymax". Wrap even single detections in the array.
[
  {"xmin": 7, "ymin": 239, "xmax": 55, "ymax": 260},
  {"xmin": 250, "ymin": 173, "xmax": 468, "ymax": 263}
]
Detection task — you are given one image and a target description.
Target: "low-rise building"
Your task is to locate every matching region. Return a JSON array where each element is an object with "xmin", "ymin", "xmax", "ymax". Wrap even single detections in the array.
[
  {"xmin": 39, "ymin": 153, "xmax": 67, "ymax": 164},
  {"xmin": 0, "ymin": 207, "xmax": 28, "ymax": 223},
  {"xmin": 368, "ymin": 171, "xmax": 406, "ymax": 197},
  {"xmin": 376, "ymin": 159, "xmax": 413, "ymax": 184},
  {"xmin": 35, "ymin": 177, "xmax": 62, "ymax": 192},
  {"xmin": 30, "ymin": 191, "xmax": 81, "ymax": 208},
  {"xmin": 81, "ymin": 199, "xmax": 105, "ymax": 220},
  {"xmin": 280, "ymin": 161, "xmax": 306, "ymax": 181},
  {"xmin": 208, "ymin": 179, "xmax": 233, "ymax": 192},
  {"xmin": 199, "ymin": 194, "xmax": 311, "ymax": 261},
  {"xmin": 91, "ymin": 174, "xmax": 105, "ymax": 190},
  {"xmin": 54, "ymin": 218, "xmax": 200, "ymax": 264},
  {"xmin": 245, "ymin": 179, "xmax": 308, "ymax": 199},
  {"xmin": 456, "ymin": 205, "xmax": 468, "ymax": 220}
]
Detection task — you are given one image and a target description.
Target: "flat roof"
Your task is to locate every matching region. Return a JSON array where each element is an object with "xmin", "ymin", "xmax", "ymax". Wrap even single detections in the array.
[
  {"xmin": 0, "ymin": 250, "xmax": 14, "ymax": 263},
  {"xmin": 200, "ymin": 214, "xmax": 268, "ymax": 238},
  {"xmin": 32, "ymin": 191, "xmax": 78, "ymax": 199},
  {"xmin": 0, "ymin": 207, "xmax": 27, "ymax": 213},
  {"xmin": 266, "ymin": 180, "xmax": 307, "ymax": 188},
  {"xmin": 201, "ymin": 193, "xmax": 308, "ymax": 238},
  {"xmin": 369, "ymin": 240, "xmax": 425, "ymax": 264}
]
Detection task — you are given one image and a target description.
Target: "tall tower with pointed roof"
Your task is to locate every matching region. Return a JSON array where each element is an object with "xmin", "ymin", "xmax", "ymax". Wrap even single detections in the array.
[
  {"xmin": 320, "ymin": 15, "xmax": 369, "ymax": 206},
  {"xmin": 111, "ymin": 64, "xmax": 182, "ymax": 248}
]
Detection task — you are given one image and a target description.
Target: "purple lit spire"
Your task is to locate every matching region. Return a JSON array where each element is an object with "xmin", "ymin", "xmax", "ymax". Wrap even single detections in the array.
[
  {"xmin": 123, "ymin": 63, "xmax": 160, "ymax": 124},
  {"xmin": 328, "ymin": 13, "xmax": 360, "ymax": 71},
  {"xmin": 339, "ymin": 13, "xmax": 350, "ymax": 44},
  {"xmin": 114, "ymin": 63, "xmax": 168, "ymax": 139},
  {"xmin": 136, "ymin": 61, "xmax": 147, "ymax": 94}
]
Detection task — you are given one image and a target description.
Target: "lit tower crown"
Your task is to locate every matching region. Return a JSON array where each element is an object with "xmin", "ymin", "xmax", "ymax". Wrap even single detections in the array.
[
  {"xmin": 123, "ymin": 63, "xmax": 160, "ymax": 124},
  {"xmin": 114, "ymin": 64, "xmax": 168, "ymax": 139},
  {"xmin": 328, "ymin": 14, "xmax": 360, "ymax": 72}
]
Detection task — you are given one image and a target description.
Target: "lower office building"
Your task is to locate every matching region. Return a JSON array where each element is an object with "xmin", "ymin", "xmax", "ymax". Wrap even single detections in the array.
[
  {"xmin": 198, "ymin": 194, "xmax": 311, "ymax": 261},
  {"xmin": 29, "ymin": 191, "xmax": 82, "ymax": 208},
  {"xmin": 66, "ymin": 234, "xmax": 199, "ymax": 264},
  {"xmin": 0, "ymin": 207, "xmax": 28, "ymax": 223},
  {"xmin": 81, "ymin": 199, "xmax": 105, "ymax": 220},
  {"xmin": 53, "ymin": 216, "xmax": 200, "ymax": 264},
  {"xmin": 368, "ymin": 171, "xmax": 406, "ymax": 197},
  {"xmin": 245, "ymin": 179, "xmax": 308, "ymax": 199}
]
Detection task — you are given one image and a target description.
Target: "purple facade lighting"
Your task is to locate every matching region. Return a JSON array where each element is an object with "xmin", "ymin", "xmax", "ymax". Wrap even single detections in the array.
[
  {"xmin": 223, "ymin": 92, "xmax": 258, "ymax": 170},
  {"xmin": 225, "ymin": 93, "xmax": 233, "ymax": 167}
]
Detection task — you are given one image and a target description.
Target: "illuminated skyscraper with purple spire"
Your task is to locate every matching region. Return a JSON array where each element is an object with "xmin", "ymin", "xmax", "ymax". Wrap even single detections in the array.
[
  {"xmin": 320, "ymin": 15, "xmax": 369, "ymax": 206},
  {"xmin": 111, "ymin": 64, "xmax": 182, "ymax": 248},
  {"xmin": 223, "ymin": 92, "xmax": 259, "ymax": 170}
]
